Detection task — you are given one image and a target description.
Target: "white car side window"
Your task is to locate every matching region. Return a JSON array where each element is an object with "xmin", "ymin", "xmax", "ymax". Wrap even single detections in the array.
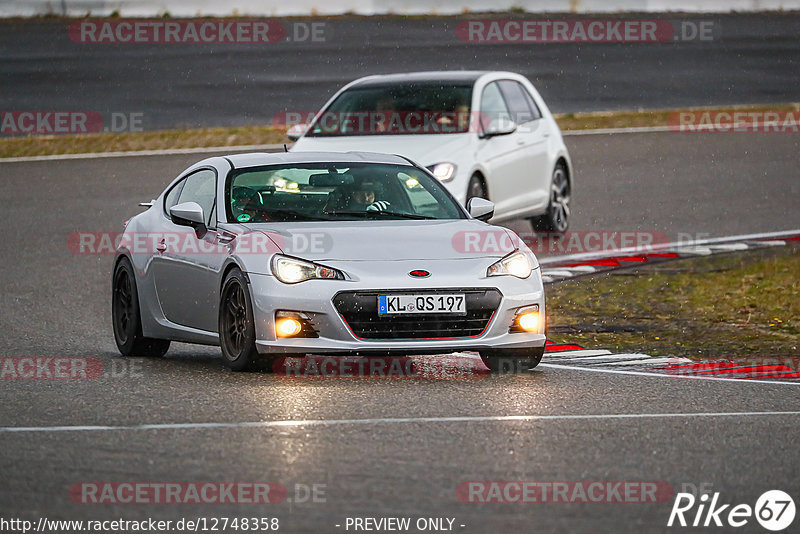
[
  {"xmin": 479, "ymin": 82, "xmax": 511, "ymax": 131},
  {"xmin": 498, "ymin": 80, "xmax": 541, "ymax": 124}
]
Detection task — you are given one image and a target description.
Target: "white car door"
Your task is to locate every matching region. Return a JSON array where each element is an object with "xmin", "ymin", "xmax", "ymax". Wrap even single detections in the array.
[
  {"xmin": 496, "ymin": 79, "xmax": 552, "ymax": 216},
  {"xmin": 474, "ymin": 81, "xmax": 530, "ymax": 216}
]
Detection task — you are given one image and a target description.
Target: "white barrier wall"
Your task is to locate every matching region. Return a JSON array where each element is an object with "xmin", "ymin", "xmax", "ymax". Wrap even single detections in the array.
[{"xmin": 3, "ymin": 0, "xmax": 800, "ymax": 17}]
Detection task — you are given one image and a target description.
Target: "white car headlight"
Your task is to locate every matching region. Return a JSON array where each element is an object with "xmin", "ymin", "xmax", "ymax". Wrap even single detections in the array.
[
  {"xmin": 487, "ymin": 251, "xmax": 533, "ymax": 279},
  {"xmin": 427, "ymin": 162, "xmax": 457, "ymax": 182},
  {"xmin": 271, "ymin": 255, "xmax": 344, "ymax": 284}
]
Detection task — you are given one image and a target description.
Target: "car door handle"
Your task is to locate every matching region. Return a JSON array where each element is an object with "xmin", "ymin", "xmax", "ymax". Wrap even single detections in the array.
[
  {"xmin": 156, "ymin": 239, "xmax": 167, "ymax": 253},
  {"xmin": 218, "ymin": 232, "xmax": 236, "ymax": 244}
]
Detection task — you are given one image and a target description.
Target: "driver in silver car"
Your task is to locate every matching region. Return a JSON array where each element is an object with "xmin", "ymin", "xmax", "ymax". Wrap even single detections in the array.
[{"xmin": 326, "ymin": 181, "xmax": 391, "ymax": 212}]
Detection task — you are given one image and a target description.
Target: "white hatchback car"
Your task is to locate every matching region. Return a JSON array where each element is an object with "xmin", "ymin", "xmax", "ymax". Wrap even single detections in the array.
[{"xmin": 290, "ymin": 71, "xmax": 573, "ymax": 231}]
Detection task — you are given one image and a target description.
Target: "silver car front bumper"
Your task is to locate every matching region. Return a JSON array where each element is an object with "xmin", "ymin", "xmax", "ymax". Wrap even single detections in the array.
[{"xmin": 247, "ymin": 260, "xmax": 546, "ymax": 355}]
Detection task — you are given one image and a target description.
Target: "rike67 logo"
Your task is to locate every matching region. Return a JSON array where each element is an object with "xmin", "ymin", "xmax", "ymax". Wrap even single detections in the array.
[{"xmin": 668, "ymin": 489, "xmax": 795, "ymax": 531}]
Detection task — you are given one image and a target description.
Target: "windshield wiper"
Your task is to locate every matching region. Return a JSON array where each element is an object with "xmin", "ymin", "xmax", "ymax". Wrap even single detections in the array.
[{"xmin": 324, "ymin": 210, "xmax": 436, "ymax": 220}]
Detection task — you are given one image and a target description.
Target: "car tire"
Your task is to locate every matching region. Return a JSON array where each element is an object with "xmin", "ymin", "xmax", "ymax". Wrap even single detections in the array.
[
  {"xmin": 112, "ymin": 257, "xmax": 170, "ymax": 357},
  {"xmin": 466, "ymin": 174, "xmax": 488, "ymax": 202},
  {"xmin": 219, "ymin": 268, "xmax": 260, "ymax": 372},
  {"xmin": 531, "ymin": 162, "xmax": 570, "ymax": 233},
  {"xmin": 480, "ymin": 347, "xmax": 544, "ymax": 373}
]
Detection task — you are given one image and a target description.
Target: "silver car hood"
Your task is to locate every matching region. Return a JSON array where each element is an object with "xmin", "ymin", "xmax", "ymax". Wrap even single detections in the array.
[{"xmin": 243, "ymin": 219, "xmax": 516, "ymax": 262}]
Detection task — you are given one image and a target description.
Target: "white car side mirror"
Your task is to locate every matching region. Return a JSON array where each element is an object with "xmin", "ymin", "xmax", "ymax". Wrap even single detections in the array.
[
  {"xmin": 480, "ymin": 118, "xmax": 517, "ymax": 139},
  {"xmin": 287, "ymin": 123, "xmax": 308, "ymax": 141}
]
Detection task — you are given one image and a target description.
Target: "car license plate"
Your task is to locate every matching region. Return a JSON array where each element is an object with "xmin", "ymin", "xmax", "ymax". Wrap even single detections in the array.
[{"xmin": 378, "ymin": 294, "xmax": 466, "ymax": 315}]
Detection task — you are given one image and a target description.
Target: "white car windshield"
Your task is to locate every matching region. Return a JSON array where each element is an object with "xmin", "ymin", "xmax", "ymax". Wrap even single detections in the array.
[
  {"xmin": 227, "ymin": 162, "xmax": 466, "ymax": 223},
  {"xmin": 305, "ymin": 83, "xmax": 474, "ymax": 136}
]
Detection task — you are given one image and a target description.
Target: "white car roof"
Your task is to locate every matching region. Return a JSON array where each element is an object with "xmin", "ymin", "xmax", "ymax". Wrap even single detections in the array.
[{"xmin": 349, "ymin": 71, "xmax": 492, "ymax": 87}]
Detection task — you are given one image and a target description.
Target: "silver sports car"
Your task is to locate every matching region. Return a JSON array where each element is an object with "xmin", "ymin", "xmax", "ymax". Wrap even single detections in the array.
[{"xmin": 112, "ymin": 152, "xmax": 546, "ymax": 372}]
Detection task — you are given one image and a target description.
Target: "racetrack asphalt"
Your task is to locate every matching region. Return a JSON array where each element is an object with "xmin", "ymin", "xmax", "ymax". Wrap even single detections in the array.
[
  {"xmin": 1, "ymin": 13, "xmax": 799, "ymax": 131},
  {"xmin": 1, "ymin": 12, "xmax": 800, "ymax": 532},
  {"xmin": 0, "ymin": 130, "xmax": 798, "ymax": 532}
]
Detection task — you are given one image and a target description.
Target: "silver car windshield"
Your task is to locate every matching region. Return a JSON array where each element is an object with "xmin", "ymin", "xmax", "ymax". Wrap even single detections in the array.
[
  {"xmin": 227, "ymin": 163, "xmax": 466, "ymax": 223},
  {"xmin": 306, "ymin": 83, "xmax": 473, "ymax": 137}
]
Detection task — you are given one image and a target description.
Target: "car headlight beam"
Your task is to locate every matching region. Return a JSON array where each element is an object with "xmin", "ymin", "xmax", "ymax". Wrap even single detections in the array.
[
  {"xmin": 276, "ymin": 317, "xmax": 303, "ymax": 337},
  {"xmin": 427, "ymin": 162, "xmax": 457, "ymax": 182},
  {"xmin": 272, "ymin": 255, "xmax": 344, "ymax": 284},
  {"xmin": 509, "ymin": 305, "xmax": 542, "ymax": 333},
  {"xmin": 518, "ymin": 312, "xmax": 539, "ymax": 332},
  {"xmin": 275, "ymin": 310, "xmax": 319, "ymax": 338},
  {"xmin": 487, "ymin": 251, "xmax": 533, "ymax": 279}
]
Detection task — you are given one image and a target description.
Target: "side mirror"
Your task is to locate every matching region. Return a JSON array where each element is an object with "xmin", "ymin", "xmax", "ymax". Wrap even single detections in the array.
[
  {"xmin": 467, "ymin": 197, "xmax": 495, "ymax": 221},
  {"xmin": 170, "ymin": 202, "xmax": 206, "ymax": 230},
  {"xmin": 287, "ymin": 123, "xmax": 308, "ymax": 141},
  {"xmin": 480, "ymin": 118, "xmax": 517, "ymax": 139}
]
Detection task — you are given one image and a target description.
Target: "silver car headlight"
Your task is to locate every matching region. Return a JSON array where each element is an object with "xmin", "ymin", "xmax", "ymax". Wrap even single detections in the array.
[
  {"xmin": 271, "ymin": 255, "xmax": 344, "ymax": 284},
  {"xmin": 487, "ymin": 251, "xmax": 532, "ymax": 279},
  {"xmin": 426, "ymin": 162, "xmax": 457, "ymax": 182}
]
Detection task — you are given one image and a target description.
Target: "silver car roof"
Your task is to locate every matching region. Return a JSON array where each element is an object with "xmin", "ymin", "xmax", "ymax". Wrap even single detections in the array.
[{"xmin": 224, "ymin": 151, "xmax": 414, "ymax": 169}]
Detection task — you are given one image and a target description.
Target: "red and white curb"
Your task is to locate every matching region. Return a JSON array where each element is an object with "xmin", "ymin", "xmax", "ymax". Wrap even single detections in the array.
[
  {"xmin": 539, "ymin": 230, "xmax": 800, "ymax": 284},
  {"xmin": 537, "ymin": 230, "xmax": 799, "ymax": 382},
  {"xmin": 543, "ymin": 341, "xmax": 800, "ymax": 383},
  {"xmin": 544, "ymin": 341, "xmax": 692, "ymax": 369}
]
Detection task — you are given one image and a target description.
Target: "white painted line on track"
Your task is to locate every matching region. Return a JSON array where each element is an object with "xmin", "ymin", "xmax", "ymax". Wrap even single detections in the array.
[
  {"xmin": 1, "ymin": 411, "xmax": 800, "ymax": 434},
  {"xmin": 603, "ymin": 357, "xmax": 690, "ymax": 366},
  {"xmin": 540, "ymin": 266, "xmax": 599, "ymax": 278},
  {"xmin": 553, "ymin": 352, "xmax": 649, "ymax": 362},
  {"xmin": 708, "ymin": 243, "xmax": 750, "ymax": 251},
  {"xmin": 562, "ymin": 266, "xmax": 598, "ymax": 273},
  {"xmin": 539, "ymin": 270, "xmax": 576, "ymax": 278},
  {"xmin": 539, "ymin": 363, "xmax": 800, "ymax": 386},
  {"xmin": 562, "ymin": 125, "xmax": 673, "ymax": 136},
  {"xmin": 591, "ymin": 353, "xmax": 652, "ymax": 360},
  {"xmin": 672, "ymin": 246, "xmax": 713, "ymax": 255}
]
